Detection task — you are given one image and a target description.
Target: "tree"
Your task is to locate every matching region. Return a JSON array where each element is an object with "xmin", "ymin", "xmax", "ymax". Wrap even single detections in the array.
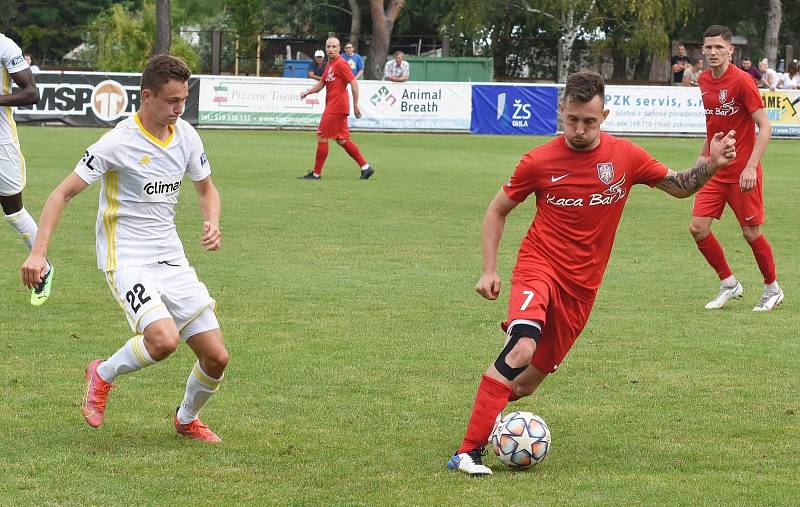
[
  {"xmin": 366, "ymin": 0, "xmax": 405, "ymax": 79},
  {"xmin": 153, "ymin": 0, "xmax": 172, "ymax": 55},
  {"xmin": 513, "ymin": 0, "xmax": 598, "ymax": 83},
  {"xmin": 88, "ymin": 0, "xmax": 198, "ymax": 72},
  {"xmin": 765, "ymin": 0, "xmax": 782, "ymax": 66}
]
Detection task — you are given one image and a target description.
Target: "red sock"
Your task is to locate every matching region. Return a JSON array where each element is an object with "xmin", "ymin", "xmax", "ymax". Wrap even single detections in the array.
[
  {"xmin": 748, "ymin": 235, "xmax": 777, "ymax": 284},
  {"xmin": 457, "ymin": 375, "xmax": 511, "ymax": 454},
  {"xmin": 696, "ymin": 233, "xmax": 733, "ymax": 280},
  {"xmin": 313, "ymin": 142, "xmax": 329, "ymax": 175},
  {"xmin": 341, "ymin": 140, "xmax": 367, "ymax": 167}
]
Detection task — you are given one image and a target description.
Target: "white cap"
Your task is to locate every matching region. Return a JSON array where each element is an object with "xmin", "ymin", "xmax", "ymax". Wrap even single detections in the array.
[{"xmin": 314, "ymin": 50, "xmax": 325, "ymax": 58}]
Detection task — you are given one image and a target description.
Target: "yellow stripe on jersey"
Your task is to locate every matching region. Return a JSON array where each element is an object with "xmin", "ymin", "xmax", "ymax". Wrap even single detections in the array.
[
  {"xmin": 192, "ymin": 361, "xmax": 221, "ymax": 390},
  {"xmin": 134, "ymin": 112, "xmax": 174, "ymax": 148},
  {"xmin": 3, "ymin": 70, "xmax": 18, "ymax": 143},
  {"xmin": 15, "ymin": 141, "xmax": 25, "ymax": 188},
  {"xmin": 102, "ymin": 172, "xmax": 120, "ymax": 271}
]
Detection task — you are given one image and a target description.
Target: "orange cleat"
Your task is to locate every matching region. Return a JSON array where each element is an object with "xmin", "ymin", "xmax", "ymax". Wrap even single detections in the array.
[
  {"xmin": 174, "ymin": 410, "xmax": 221, "ymax": 443},
  {"xmin": 82, "ymin": 359, "xmax": 114, "ymax": 428}
]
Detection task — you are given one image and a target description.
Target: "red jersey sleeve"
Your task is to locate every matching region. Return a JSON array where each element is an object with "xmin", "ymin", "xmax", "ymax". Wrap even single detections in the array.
[
  {"xmin": 502, "ymin": 151, "xmax": 537, "ymax": 202},
  {"xmin": 627, "ymin": 141, "xmax": 669, "ymax": 187},
  {"xmin": 739, "ymin": 72, "xmax": 765, "ymax": 114}
]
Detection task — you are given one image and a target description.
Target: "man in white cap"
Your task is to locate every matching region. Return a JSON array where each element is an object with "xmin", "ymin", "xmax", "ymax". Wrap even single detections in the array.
[{"xmin": 308, "ymin": 50, "xmax": 326, "ymax": 81}]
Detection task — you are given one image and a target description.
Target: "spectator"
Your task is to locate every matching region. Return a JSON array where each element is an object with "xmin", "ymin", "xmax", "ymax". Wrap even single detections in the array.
[
  {"xmin": 682, "ymin": 57, "xmax": 704, "ymax": 86},
  {"xmin": 383, "ymin": 51, "xmax": 409, "ymax": 82},
  {"xmin": 23, "ymin": 53, "xmax": 40, "ymax": 73},
  {"xmin": 778, "ymin": 61, "xmax": 799, "ymax": 89},
  {"xmin": 758, "ymin": 59, "xmax": 779, "ymax": 91},
  {"xmin": 308, "ymin": 50, "xmax": 326, "ymax": 81},
  {"xmin": 341, "ymin": 42, "xmax": 364, "ymax": 79},
  {"xmin": 671, "ymin": 43, "xmax": 689, "ymax": 85},
  {"xmin": 739, "ymin": 57, "xmax": 761, "ymax": 83}
]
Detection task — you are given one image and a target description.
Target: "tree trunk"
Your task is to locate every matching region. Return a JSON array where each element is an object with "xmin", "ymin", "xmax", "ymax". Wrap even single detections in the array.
[
  {"xmin": 153, "ymin": 0, "xmax": 171, "ymax": 56},
  {"xmin": 611, "ymin": 44, "xmax": 627, "ymax": 81},
  {"xmin": 765, "ymin": 0, "xmax": 782, "ymax": 66},
  {"xmin": 366, "ymin": 0, "xmax": 405, "ymax": 80},
  {"xmin": 349, "ymin": 0, "xmax": 361, "ymax": 49}
]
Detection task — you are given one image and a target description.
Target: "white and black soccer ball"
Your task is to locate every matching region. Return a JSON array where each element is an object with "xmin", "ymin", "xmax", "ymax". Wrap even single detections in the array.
[{"xmin": 491, "ymin": 411, "xmax": 551, "ymax": 469}]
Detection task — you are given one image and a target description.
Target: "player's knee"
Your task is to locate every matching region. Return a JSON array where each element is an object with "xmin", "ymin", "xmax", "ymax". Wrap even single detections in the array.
[
  {"xmin": 336, "ymin": 138, "xmax": 348, "ymax": 146},
  {"xmin": 494, "ymin": 324, "xmax": 540, "ymax": 381},
  {"xmin": 143, "ymin": 324, "xmax": 180, "ymax": 359},
  {"xmin": 742, "ymin": 227, "xmax": 760, "ymax": 243},
  {"xmin": 204, "ymin": 348, "xmax": 229, "ymax": 374},
  {"xmin": 506, "ymin": 338, "xmax": 535, "ymax": 367},
  {"xmin": 689, "ymin": 222, "xmax": 709, "ymax": 240}
]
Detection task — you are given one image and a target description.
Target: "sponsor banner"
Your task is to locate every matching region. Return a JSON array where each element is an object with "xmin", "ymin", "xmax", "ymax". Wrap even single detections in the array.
[
  {"xmin": 198, "ymin": 76, "xmax": 324, "ymax": 126},
  {"xmin": 14, "ymin": 71, "xmax": 199, "ymax": 126},
  {"xmin": 603, "ymin": 86, "xmax": 800, "ymax": 137},
  {"xmin": 470, "ymin": 85, "xmax": 559, "ymax": 135},
  {"xmin": 761, "ymin": 90, "xmax": 800, "ymax": 136},
  {"xmin": 603, "ymin": 85, "xmax": 706, "ymax": 134},
  {"xmin": 351, "ymin": 81, "xmax": 471, "ymax": 131},
  {"xmin": 198, "ymin": 77, "xmax": 471, "ymax": 130}
]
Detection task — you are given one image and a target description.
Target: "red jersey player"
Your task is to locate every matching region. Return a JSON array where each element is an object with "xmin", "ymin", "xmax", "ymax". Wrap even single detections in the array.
[
  {"xmin": 691, "ymin": 25, "xmax": 782, "ymax": 311},
  {"xmin": 299, "ymin": 37, "xmax": 374, "ymax": 180},
  {"xmin": 447, "ymin": 71, "xmax": 737, "ymax": 476}
]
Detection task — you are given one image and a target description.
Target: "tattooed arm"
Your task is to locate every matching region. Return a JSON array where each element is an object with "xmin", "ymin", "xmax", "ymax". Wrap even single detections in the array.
[{"xmin": 655, "ymin": 130, "xmax": 737, "ymax": 198}]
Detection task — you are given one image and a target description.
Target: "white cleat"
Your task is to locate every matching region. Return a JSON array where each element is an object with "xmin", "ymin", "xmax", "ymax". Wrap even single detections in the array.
[
  {"xmin": 753, "ymin": 287, "xmax": 784, "ymax": 312},
  {"xmin": 447, "ymin": 449, "xmax": 492, "ymax": 476},
  {"xmin": 705, "ymin": 282, "xmax": 744, "ymax": 309}
]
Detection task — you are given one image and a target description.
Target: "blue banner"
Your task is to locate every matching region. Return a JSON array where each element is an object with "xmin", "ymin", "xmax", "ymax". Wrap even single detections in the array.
[{"xmin": 471, "ymin": 85, "xmax": 558, "ymax": 135}]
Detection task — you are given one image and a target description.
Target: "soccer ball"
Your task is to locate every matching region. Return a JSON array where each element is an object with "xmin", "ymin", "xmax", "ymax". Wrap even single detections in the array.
[{"xmin": 491, "ymin": 411, "xmax": 551, "ymax": 469}]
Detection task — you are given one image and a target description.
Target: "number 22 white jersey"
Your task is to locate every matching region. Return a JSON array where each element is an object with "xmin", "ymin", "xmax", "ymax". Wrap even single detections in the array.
[{"xmin": 74, "ymin": 113, "xmax": 211, "ymax": 271}]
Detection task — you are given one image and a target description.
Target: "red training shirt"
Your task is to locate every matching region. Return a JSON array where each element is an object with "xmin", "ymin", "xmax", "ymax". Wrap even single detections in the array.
[
  {"xmin": 698, "ymin": 64, "xmax": 765, "ymax": 183},
  {"xmin": 323, "ymin": 57, "xmax": 355, "ymax": 115},
  {"xmin": 503, "ymin": 132, "xmax": 669, "ymax": 301}
]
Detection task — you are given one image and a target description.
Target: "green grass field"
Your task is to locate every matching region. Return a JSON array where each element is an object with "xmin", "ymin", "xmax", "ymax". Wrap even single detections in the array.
[{"xmin": 1, "ymin": 126, "xmax": 798, "ymax": 505}]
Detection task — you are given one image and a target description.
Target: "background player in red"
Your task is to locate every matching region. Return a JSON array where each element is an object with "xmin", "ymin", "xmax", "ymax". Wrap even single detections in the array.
[
  {"xmin": 691, "ymin": 25, "xmax": 782, "ymax": 312},
  {"xmin": 298, "ymin": 37, "xmax": 374, "ymax": 180},
  {"xmin": 447, "ymin": 71, "xmax": 737, "ymax": 476}
]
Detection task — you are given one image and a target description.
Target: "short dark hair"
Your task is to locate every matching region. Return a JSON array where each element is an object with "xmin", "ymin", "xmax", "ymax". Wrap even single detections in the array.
[
  {"xmin": 690, "ymin": 57, "xmax": 702, "ymax": 65},
  {"xmin": 564, "ymin": 71, "xmax": 605, "ymax": 104},
  {"xmin": 703, "ymin": 25, "xmax": 732, "ymax": 42},
  {"xmin": 141, "ymin": 54, "xmax": 191, "ymax": 95}
]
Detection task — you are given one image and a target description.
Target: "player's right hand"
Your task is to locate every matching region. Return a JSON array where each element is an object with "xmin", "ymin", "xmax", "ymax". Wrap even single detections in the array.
[
  {"xmin": 21, "ymin": 253, "xmax": 47, "ymax": 289},
  {"xmin": 475, "ymin": 272, "xmax": 501, "ymax": 300}
]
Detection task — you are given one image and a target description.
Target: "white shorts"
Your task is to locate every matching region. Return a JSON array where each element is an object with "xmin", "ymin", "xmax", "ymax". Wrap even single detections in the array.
[
  {"xmin": 105, "ymin": 258, "xmax": 218, "ymax": 341},
  {"xmin": 0, "ymin": 142, "xmax": 25, "ymax": 196}
]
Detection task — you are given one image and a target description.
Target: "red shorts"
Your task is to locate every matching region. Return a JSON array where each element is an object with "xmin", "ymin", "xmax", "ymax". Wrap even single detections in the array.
[
  {"xmin": 692, "ymin": 177, "xmax": 764, "ymax": 226},
  {"xmin": 317, "ymin": 113, "xmax": 349, "ymax": 139},
  {"xmin": 501, "ymin": 272, "xmax": 595, "ymax": 374}
]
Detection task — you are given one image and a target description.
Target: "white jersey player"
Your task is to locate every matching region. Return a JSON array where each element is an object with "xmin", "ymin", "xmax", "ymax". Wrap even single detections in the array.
[
  {"xmin": 22, "ymin": 55, "xmax": 228, "ymax": 443},
  {"xmin": 1, "ymin": 33, "xmax": 52, "ymax": 305}
]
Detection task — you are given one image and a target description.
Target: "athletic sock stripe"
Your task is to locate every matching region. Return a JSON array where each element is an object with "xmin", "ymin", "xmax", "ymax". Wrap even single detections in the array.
[{"xmin": 192, "ymin": 362, "xmax": 221, "ymax": 390}]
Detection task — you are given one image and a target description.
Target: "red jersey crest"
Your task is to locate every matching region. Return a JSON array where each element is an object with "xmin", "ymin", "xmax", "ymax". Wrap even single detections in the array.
[{"xmin": 596, "ymin": 162, "xmax": 614, "ymax": 185}]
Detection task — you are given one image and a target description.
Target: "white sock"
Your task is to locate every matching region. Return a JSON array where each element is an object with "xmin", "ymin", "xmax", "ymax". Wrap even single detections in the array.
[
  {"xmin": 5, "ymin": 208, "xmax": 38, "ymax": 251},
  {"xmin": 177, "ymin": 361, "xmax": 222, "ymax": 424},
  {"xmin": 767, "ymin": 280, "xmax": 780, "ymax": 292},
  {"xmin": 360, "ymin": 163, "xmax": 370, "ymax": 170},
  {"xmin": 721, "ymin": 275, "xmax": 737, "ymax": 288},
  {"xmin": 97, "ymin": 335, "xmax": 157, "ymax": 383}
]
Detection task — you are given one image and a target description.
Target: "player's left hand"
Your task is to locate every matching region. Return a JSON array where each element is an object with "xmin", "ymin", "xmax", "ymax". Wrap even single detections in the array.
[
  {"xmin": 708, "ymin": 129, "xmax": 736, "ymax": 169},
  {"xmin": 739, "ymin": 166, "xmax": 757, "ymax": 192},
  {"xmin": 354, "ymin": 105, "xmax": 362, "ymax": 118},
  {"xmin": 201, "ymin": 221, "xmax": 221, "ymax": 251}
]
